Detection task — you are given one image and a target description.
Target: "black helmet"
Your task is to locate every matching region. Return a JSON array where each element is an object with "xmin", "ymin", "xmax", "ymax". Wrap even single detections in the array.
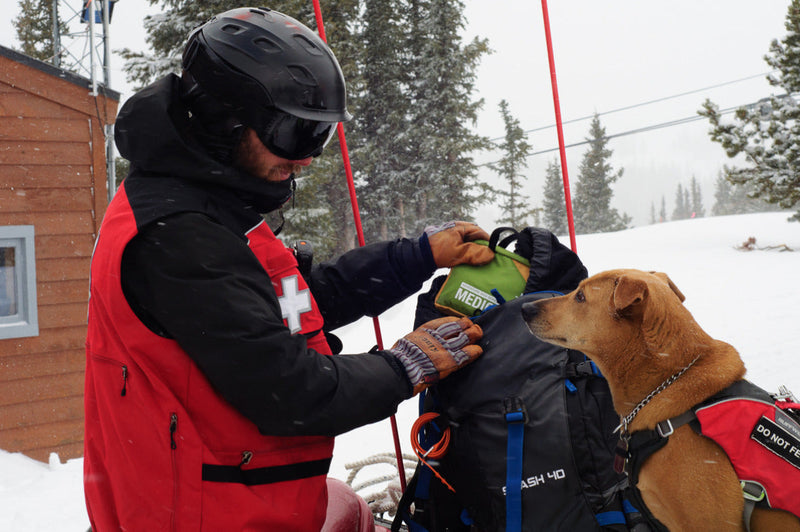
[{"xmin": 181, "ymin": 7, "xmax": 351, "ymax": 160}]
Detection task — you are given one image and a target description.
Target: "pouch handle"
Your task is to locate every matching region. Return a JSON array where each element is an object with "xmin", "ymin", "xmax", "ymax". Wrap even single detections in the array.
[{"xmin": 488, "ymin": 227, "xmax": 520, "ymax": 252}]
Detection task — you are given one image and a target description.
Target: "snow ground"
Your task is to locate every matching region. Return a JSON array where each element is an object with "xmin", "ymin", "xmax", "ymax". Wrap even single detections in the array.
[{"xmin": 1, "ymin": 212, "xmax": 799, "ymax": 531}]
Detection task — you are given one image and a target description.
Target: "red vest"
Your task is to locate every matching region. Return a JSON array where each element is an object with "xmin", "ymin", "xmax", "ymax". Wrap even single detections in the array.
[
  {"xmin": 695, "ymin": 395, "xmax": 800, "ymax": 517},
  {"xmin": 84, "ymin": 184, "xmax": 334, "ymax": 531}
]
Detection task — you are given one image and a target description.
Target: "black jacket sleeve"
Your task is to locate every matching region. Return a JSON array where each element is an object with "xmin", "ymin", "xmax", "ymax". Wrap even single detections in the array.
[
  {"xmin": 121, "ymin": 212, "xmax": 415, "ymax": 437},
  {"xmin": 309, "ymin": 232, "xmax": 437, "ymax": 330}
]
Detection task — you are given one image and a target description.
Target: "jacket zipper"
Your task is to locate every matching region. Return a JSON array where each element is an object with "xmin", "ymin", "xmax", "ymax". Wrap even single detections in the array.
[
  {"xmin": 169, "ymin": 413, "xmax": 178, "ymax": 532},
  {"xmin": 90, "ymin": 354, "xmax": 129, "ymax": 397},
  {"xmin": 240, "ymin": 450, "xmax": 253, "ymax": 467},
  {"xmin": 169, "ymin": 413, "xmax": 178, "ymax": 450},
  {"xmin": 120, "ymin": 365, "xmax": 128, "ymax": 396}
]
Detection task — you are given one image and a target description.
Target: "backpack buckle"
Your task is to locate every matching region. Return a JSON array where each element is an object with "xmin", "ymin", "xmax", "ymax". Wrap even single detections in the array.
[{"xmin": 504, "ymin": 397, "xmax": 528, "ymax": 424}]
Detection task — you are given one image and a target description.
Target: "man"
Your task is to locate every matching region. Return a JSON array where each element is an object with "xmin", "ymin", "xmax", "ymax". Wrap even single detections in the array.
[{"xmin": 84, "ymin": 7, "xmax": 493, "ymax": 531}]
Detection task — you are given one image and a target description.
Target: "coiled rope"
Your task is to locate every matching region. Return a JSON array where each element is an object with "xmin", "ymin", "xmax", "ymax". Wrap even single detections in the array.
[
  {"xmin": 345, "ymin": 453, "xmax": 417, "ymax": 517},
  {"xmin": 410, "ymin": 412, "xmax": 456, "ymax": 493}
]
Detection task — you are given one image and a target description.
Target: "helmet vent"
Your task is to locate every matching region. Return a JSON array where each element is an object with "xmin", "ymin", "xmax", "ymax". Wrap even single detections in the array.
[
  {"xmin": 293, "ymin": 34, "xmax": 324, "ymax": 56},
  {"xmin": 253, "ymin": 37, "xmax": 282, "ymax": 53},
  {"xmin": 221, "ymin": 24, "xmax": 246, "ymax": 35},
  {"xmin": 287, "ymin": 65, "xmax": 318, "ymax": 87}
]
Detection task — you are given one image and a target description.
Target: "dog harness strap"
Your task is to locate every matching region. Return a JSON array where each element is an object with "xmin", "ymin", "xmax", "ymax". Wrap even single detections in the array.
[
  {"xmin": 504, "ymin": 398, "xmax": 526, "ymax": 532},
  {"xmin": 741, "ymin": 481, "xmax": 766, "ymax": 532}
]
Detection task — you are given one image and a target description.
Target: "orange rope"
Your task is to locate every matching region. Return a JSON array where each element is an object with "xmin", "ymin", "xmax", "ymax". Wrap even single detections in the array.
[{"xmin": 410, "ymin": 413, "xmax": 456, "ymax": 492}]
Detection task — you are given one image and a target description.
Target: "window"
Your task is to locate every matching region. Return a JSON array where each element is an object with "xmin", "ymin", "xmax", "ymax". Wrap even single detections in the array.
[{"xmin": 0, "ymin": 226, "xmax": 38, "ymax": 339}]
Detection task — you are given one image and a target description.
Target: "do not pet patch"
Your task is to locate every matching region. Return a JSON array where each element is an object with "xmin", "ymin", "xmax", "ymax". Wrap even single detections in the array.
[{"xmin": 751, "ymin": 415, "xmax": 800, "ymax": 470}]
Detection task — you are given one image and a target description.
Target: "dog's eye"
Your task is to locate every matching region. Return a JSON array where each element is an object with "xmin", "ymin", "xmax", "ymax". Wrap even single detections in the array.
[{"xmin": 575, "ymin": 290, "xmax": 586, "ymax": 303}]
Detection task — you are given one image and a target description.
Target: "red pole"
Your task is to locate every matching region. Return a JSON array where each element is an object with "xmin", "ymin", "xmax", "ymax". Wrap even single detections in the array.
[
  {"xmin": 311, "ymin": 0, "xmax": 407, "ymax": 492},
  {"xmin": 540, "ymin": 0, "xmax": 578, "ymax": 253}
]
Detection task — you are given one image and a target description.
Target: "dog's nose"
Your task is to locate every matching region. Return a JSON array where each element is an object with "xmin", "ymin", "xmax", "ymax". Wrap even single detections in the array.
[{"xmin": 521, "ymin": 301, "xmax": 540, "ymax": 322}]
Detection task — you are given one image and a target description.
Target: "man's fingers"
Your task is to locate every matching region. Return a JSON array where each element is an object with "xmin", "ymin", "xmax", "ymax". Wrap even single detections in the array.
[
  {"xmin": 455, "ymin": 221, "xmax": 490, "ymax": 242},
  {"xmin": 460, "ymin": 344, "xmax": 483, "ymax": 363}
]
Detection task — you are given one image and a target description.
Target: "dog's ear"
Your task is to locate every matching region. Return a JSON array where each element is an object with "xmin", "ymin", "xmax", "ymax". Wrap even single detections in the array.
[
  {"xmin": 613, "ymin": 275, "xmax": 648, "ymax": 314},
  {"xmin": 648, "ymin": 271, "xmax": 685, "ymax": 302}
]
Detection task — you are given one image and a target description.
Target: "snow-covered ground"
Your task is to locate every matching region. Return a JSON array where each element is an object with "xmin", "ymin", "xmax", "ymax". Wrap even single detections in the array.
[{"xmin": 2, "ymin": 212, "xmax": 799, "ymax": 531}]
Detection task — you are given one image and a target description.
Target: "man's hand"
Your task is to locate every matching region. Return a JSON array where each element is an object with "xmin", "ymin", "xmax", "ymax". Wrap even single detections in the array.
[
  {"xmin": 389, "ymin": 316, "xmax": 483, "ymax": 394},
  {"xmin": 424, "ymin": 221, "xmax": 495, "ymax": 268}
]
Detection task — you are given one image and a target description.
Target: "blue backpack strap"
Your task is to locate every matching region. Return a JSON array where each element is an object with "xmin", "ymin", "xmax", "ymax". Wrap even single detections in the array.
[{"xmin": 504, "ymin": 397, "xmax": 527, "ymax": 532}]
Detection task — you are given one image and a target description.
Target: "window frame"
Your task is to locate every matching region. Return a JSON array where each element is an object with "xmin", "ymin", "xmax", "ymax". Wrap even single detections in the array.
[{"xmin": 0, "ymin": 225, "xmax": 39, "ymax": 340}]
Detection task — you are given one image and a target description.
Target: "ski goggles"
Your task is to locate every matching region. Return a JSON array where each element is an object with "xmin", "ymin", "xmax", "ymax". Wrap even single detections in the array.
[{"xmin": 256, "ymin": 110, "xmax": 338, "ymax": 161}]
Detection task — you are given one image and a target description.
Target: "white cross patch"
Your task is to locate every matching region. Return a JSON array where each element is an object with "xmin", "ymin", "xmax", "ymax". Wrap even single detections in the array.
[{"xmin": 278, "ymin": 275, "xmax": 312, "ymax": 334}]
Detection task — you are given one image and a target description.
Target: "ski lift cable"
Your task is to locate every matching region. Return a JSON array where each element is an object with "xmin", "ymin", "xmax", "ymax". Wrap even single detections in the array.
[
  {"xmin": 310, "ymin": 0, "xmax": 408, "ymax": 493},
  {"xmin": 477, "ymin": 101, "xmax": 747, "ymax": 165},
  {"xmin": 489, "ymin": 70, "xmax": 776, "ymax": 143}
]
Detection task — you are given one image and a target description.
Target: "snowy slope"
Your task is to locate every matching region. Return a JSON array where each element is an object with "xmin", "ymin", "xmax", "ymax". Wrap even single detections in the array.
[{"xmin": 2, "ymin": 212, "xmax": 799, "ymax": 531}]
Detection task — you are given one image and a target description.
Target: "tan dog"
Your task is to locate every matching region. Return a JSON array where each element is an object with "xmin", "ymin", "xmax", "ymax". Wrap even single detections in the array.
[{"xmin": 521, "ymin": 269, "xmax": 800, "ymax": 531}]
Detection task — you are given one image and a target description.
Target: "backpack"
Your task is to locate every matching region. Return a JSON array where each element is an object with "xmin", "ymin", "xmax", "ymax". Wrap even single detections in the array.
[{"xmin": 393, "ymin": 227, "xmax": 649, "ymax": 532}]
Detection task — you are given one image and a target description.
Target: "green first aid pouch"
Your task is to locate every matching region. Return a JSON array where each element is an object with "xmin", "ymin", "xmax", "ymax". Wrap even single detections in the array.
[{"xmin": 434, "ymin": 228, "xmax": 531, "ymax": 317}]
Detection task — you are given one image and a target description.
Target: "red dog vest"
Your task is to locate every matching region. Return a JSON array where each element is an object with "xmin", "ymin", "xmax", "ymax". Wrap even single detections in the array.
[
  {"xmin": 694, "ymin": 387, "xmax": 800, "ymax": 517},
  {"xmin": 625, "ymin": 380, "xmax": 800, "ymax": 527}
]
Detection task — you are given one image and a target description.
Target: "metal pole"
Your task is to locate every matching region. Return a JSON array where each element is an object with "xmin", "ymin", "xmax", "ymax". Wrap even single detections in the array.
[
  {"xmin": 101, "ymin": 0, "xmax": 116, "ymax": 200},
  {"xmin": 87, "ymin": 0, "xmax": 97, "ymax": 95},
  {"xmin": 102, "ymin": 0, "xmax": 110, "ymax": 86},
  {"xmin": 51, "ymin": 0, "xmax": 60, "ymax": 68}
]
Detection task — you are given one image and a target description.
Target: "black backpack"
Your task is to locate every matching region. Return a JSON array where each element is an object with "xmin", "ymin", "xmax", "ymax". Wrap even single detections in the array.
[{"xmin": 393, "ymin": 228, "xmax": 650, "ymax": 532}]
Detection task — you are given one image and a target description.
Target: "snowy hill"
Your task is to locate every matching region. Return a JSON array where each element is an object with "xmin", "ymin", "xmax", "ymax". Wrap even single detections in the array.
[{"xmin": 2, "ymin": 212, "xmax": 799, "ymax": 531}]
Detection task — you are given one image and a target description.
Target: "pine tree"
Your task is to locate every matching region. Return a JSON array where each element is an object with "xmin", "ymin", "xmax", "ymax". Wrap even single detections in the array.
[
  {"xmin": 684, "ymin": 187, "xmax": 691, "ymax": 218},
  {"xmin": 118, "ymin": 0, "xmax": 490, "ymax": 258},
  {"xmin": 489, "ymin": 100, "xmax": 535, "ymax": 228},
  {"xmin": 711, "ymin": 173, "xmax": 735, "ymax": 216},
  {"xmin": 13, "ymin": 0, "xmax": 66, "ymax": 64},
  {"xmin": 404, "ymin": 0, "xmax": 491, "ymax": 231},
  {"xmin": 649, "ymin": 202, "xmax": 656, "ymax": 225},
  {"xmin": 711, "ymin": 171, "xmax": 773, "ymax": 216},
  {"xmin": 700, "ymin": 0, "xmax": 800, "ymax": 222},
  {"xmin": 542, "ymin": 158, "xmax": 567, "ymax": 235},
  {"xmin": 118, "ymin": 0, "xmax": 238, "ymax": 88},
  {"xmin": 572, "ymin": 114, "xmax": 631, "ymax": 233},
  {"xmin": 689, "ymin": 176, "xmax": 705, "ymax": 218},
  {"xmin": 356, "ymin": 0, "xmax": 414, "ymax": 241},
  {"xmin": 672, "ymin": 183, "xmax": 688, "ymax": 220},
  {"xmin": 659, "ymin": 196, "xmax": 667, "ymax": 223}
]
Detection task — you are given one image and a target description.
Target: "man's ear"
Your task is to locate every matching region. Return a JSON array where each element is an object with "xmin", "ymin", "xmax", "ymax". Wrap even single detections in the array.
[
  {"xmin": 649, "ymin": 271, "xmax": 685, "ymax": 302},
  {"xmin": 613, "ymin": 275, "xmax": 648, "ymax": 314}
]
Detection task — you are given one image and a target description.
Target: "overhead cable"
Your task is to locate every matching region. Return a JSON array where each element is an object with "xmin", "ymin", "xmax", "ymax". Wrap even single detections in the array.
[{"xmin": 489, "ymin": 71, "xmax": 775, "ymax": 143}]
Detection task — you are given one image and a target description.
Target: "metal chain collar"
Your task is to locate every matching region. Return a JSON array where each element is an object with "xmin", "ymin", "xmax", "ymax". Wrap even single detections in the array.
[{"xmin": 615, "ymin": 354, "xmax": 702, "ymax": 438}]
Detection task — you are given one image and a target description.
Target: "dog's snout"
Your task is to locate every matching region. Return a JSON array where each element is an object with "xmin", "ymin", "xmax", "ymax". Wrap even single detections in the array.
[{"xmin": 521, "ymin": 301, "xmax": 540, "ymax": 322}]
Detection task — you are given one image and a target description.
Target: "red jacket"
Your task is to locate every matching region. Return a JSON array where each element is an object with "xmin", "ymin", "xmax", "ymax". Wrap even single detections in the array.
[{"xmin": 85, "ymin": 185, "xmax": 335, "ymax": 531}]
